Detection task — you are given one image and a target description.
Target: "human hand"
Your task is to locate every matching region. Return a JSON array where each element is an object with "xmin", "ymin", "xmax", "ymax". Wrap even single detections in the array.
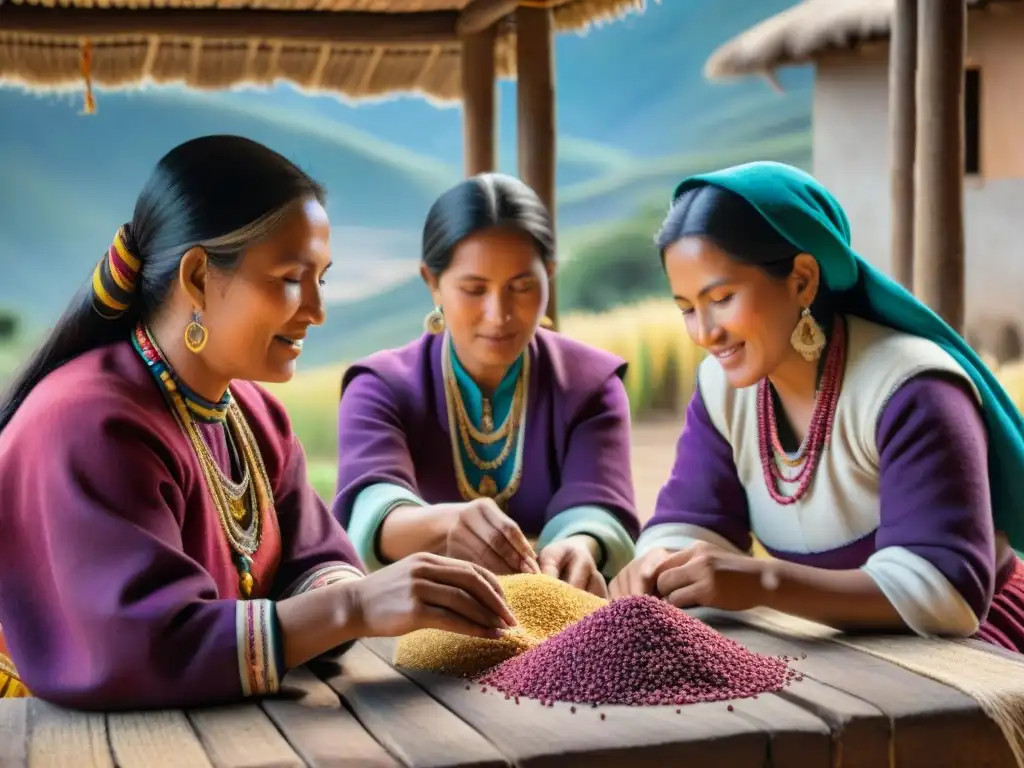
[
  {"xmin": 345, "ymin": 552, "xmax": 518, "ymax": 640},
  {"xmin": 444, "ymin": 498, "xmax": 540, "ymax": 575},
  {"xmin": 538, "ymin": 535, "xmax": 608, "ymax": 598},
  {"xmin": 608, "ymin": 546, "xmax": 672, "ymax": 600},
  {"xmin": 654, "ymin": 541, "xmax": 767, "ymax": 612}
]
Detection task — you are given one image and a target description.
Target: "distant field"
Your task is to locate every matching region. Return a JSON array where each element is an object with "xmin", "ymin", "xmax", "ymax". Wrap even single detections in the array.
[{"xmin": 271, "ymin": 298, "xmax": 1024, "ymax": 503}]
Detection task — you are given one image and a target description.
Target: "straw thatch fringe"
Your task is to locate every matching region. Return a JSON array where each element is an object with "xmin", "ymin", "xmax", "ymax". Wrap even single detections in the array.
[
  {"xmin": 0, "ymin": 0, "xmax": 645, "ymax": 102},
  {"xmin": 9, "ymin": 0, "xmax": 469, "ymax": 10},
  {"xmin": 735, "ymin": 607, "xmax": 1024, "ymax": 768},
  {"xmin": 0, "ymin": 34, "xmax": 468, "ymax": 101},
  {"xmin": 703, "ymin": 0, "xmax": 1010, "ymax": 80}
]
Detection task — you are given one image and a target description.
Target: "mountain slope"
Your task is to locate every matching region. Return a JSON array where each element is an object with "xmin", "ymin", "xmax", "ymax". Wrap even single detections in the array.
[{"xmin": 0, "ymin": 0, "xmax": 810, "ymax": 340}]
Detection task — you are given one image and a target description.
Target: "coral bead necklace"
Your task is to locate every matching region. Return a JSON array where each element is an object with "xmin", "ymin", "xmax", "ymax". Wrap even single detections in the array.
[{"xmin": 757, "ymin": 316, "xmax": 846, "ymax": 505}]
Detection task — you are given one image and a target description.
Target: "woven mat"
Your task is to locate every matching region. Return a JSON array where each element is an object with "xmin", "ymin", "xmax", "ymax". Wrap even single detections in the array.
[{"xmin": 733, "ymin": 608, "xmax": 1024, "ymax": 767}]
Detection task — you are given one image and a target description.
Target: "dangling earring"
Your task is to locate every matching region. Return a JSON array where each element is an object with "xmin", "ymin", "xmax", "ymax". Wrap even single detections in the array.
[
  {"xmin": 424, "ymin": 305, "xmax": 446, "ymax": 335},
  {"xmin": 184, "ymin": 310, "xmax": 209, "ymax": 354},
  {"xmin": 790, "ymin": 307, "xmax": 826, "ymax": 362},
  {"xmin": 539, "ymin": 316, "xmax": 554, "ymax": 330}
]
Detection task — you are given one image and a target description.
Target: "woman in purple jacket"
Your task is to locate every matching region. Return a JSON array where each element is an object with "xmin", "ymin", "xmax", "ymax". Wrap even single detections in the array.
[
  {"xmin": 611, "ymin": 162, "xmax": 1024, "ymax": 651},
  {"xmin": 332, "ymin": 174, "xmax": 640, "ymax": 597}
]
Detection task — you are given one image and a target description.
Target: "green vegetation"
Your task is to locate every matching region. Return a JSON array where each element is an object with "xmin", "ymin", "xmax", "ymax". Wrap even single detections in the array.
[
  {"xmin": 557, "ymin": 128, "xmax": 811, "ymax": 316},
  {"xmin": 0, "ymin": 308, "xmax": 19, "ymax": 343}
]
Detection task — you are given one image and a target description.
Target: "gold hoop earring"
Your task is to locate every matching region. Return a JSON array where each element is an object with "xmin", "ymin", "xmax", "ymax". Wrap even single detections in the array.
[
  {"xmin": 424, "ymin": 306, "xmax": 445, "ymax": 335},
  {"xmin": 539, "ymin": 316, "xmax": 554, "ymax": 330},
  {"xmin": 184, "ymin": 310, "xmax": 208, "ymax": 354},
  {"xmin": 790, "ymin": 307, "xmax": 826, "ymax": 362}
]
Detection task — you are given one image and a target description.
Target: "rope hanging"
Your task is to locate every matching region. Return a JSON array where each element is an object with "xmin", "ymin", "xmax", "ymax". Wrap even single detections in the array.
[{"xmin": 79, "ymin": 39, "xmax": 96, "ymax": 115}]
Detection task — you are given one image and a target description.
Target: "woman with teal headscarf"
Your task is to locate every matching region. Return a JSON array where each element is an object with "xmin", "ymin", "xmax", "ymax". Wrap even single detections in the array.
[{"xmin": 610, "ymin": 161, "xmax": 1024, "ymax": 650}]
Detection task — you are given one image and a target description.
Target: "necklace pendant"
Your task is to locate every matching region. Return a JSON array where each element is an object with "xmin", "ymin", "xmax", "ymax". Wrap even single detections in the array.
[
  {"xmin": 478, "ymin": 475, "xmax": 498, "ymax": 497},
  {"xmin": 481, "ymin": 399, "xmax": 494, "ymax": 432},
  {"xmin": 239, "ymin": 571, "xmax": 254, "ymax": 598}
]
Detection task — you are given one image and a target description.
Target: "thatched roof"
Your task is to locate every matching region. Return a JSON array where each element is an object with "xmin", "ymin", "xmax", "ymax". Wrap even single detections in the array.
[
  {"xmin": 704, "ymin": 0, "xmax": 1013, "ymax": 80},
  {"xmin": 0, "ymin": 0, "xmax": 644, "ymax": 103}
]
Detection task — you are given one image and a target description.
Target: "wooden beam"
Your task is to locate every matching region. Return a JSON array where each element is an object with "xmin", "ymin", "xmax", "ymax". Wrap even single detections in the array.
[
  {"xmin": 0, "ymin": 6, "xmax": 458, "ymax": 46},
  {"xmin": 516, "ymin": 6, "xmax": 559, "ymax": 329},
  {"xmin": 888, "ymin": 0, "xmax": 917, "ymax": 289},
  {"xmin": 913, "ymin": 0, "xmax": 966, "ymax": 332},
  {"xmin": 460, "ymin": 26, "xmax": 498, "ymax": 176},
  {"xmin": 457, "ymin": 0, "xmax": 517, "ymax": 37}
]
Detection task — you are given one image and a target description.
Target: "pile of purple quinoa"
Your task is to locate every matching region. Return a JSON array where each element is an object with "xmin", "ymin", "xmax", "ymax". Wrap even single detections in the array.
[{"xmin": 477, "ymin": 595, "xmax": 798, "ymax": 706}]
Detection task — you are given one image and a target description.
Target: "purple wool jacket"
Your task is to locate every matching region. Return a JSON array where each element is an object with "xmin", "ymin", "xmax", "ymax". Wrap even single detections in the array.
[{"xmin": 331, "ymin": 329, "xmax": 641, "ymax": 541}]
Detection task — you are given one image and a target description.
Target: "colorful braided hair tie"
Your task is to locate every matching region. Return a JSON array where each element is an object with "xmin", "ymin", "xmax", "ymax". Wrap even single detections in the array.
[{"xmin": 92, "ymin": 224, "xmax": 141, "ymax": 320}]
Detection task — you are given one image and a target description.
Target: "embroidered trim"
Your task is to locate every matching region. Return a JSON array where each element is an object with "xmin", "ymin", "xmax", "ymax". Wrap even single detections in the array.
[
  {"xmin": 236, "ymin": 599, "xmax": 282, "ymax": 697},
  {"xmin": 285, "ymin": 563, "xmax": 364, "ymax": 598},
  {"xmin": 0, "ymin": 652, "xmax": 29, "ymax": 699},
  {"xmin": 132, "ymin": 323, "xmax": 232, "ymax": 423},
  {"xmin": 0, "ymin": 652, "xmax": 21, "ymax": 681}
]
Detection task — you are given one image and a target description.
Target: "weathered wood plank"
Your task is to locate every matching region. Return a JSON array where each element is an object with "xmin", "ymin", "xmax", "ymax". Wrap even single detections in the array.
[
  {"xmin": 26, "ymin": 700, "xmax": 113, "ymax": 768},
  {"xmin": 311, "ymin": 642, "xmax": 507, "ymax": 768},
  {"xmin": 963, "ymin": 638, "xmax": 1024, "ymax": 666},
  {"xmin": 261, "ymin": 665, "xmax": 401, "ymax": 768},
  {"xmin": 711, "ymin": 621, "xmax": 890, "ymax": 768},
  {"xmin": 365, "ymin": 637, "xmax": 784, "ymax": 768},
  {"xmin": 726, "ymin": 693, "xmax": 832, "ymax": 768},
  {"xmin": 697, "ymin": 610, "xmax": 1017, "ymax": 768},
  {"xmin": 0, "ymin": 698, "xmax": 29, "ymax": 767},
  {"xmin": 187, "ymin": 704, "xmax": 304, "ymax": 768},
  {"xmin": 764, "ymin": 672, "xmax": 886, "ymax": 768},
  {"xmin": 107, "ymin": 710, "xmax": 212, "ymax": 768}
]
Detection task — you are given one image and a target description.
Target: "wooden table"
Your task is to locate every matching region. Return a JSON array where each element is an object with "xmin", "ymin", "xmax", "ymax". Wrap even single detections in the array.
[{"xmin": 0, "ymin": 610, "xmax": 1018, "ymax": 768}]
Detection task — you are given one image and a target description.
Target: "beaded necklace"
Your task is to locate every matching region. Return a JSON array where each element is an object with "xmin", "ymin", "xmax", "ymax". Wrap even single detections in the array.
[
  {"xmin": 756, "ymin": 315, "xmax": 847, "ymax": 505},
  {"xmin": 441, "ymin": 332, "xmax": 530, "ymax": 507},
  {"xmin": 132, "ymin": 323, "xmax": 273, "ymax": 597}
]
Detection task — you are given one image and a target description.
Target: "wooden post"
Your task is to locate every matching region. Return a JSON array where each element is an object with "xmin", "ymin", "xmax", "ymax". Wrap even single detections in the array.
[
  {"xmin": 516, "ymin": 5, "xmax": 558, "ymax": 329},
  {"xmin": 460, "ymin": 25, "xmax": 497, "ymax": 176},
  {"xmin": 889, "ymin": 0, "xmax": 917, "ymax": 289},
  {"xmin": 913, "ymin": 0, "xmax": 966, "ymax": 332}
]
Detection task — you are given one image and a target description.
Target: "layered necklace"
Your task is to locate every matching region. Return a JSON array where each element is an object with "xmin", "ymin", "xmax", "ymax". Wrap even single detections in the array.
[
  {"xmin": 132, "ymin": 323, "xmax": 273, "ymax": 598},
  {"xmin": 757, "ymin": 316, "xmax": 846, "ymax": 505},
  {"xmin": 442, "ymin": 332, "xmax": 530, "ymax": 507}
]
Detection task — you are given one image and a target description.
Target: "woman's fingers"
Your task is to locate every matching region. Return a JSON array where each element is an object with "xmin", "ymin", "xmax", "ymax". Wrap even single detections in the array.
[
  {"xmin": 415, "ymin": 580, "xmax": 509, "ymax": 631},
  {"xmin": 419, "ymin": 605, "xmax": 508, "ymax": 640},
  {"xmin": 419, "ymin": 558, "xmax": 516, "ymax": 627},
  {"xmin": 563, "ymin": 553, "xmax": 594, "ymax": 591},
  {"xmin": 475, "ymin": 502, "xmax": 539, "ymax": 572},
  {"xmin": 586, "ymin": 570, "xmax": 609, "ymax": 599},
  {"xmin": 656, "ymin": 559, "xmax": 702, "ymax": 597},
  {"xmin": 664, "ymin": 585, "xmax": 703, "ymax": 610},
  {"xmin": 464, "ymin": 511, "xmax": 526, "ymax": 573}
]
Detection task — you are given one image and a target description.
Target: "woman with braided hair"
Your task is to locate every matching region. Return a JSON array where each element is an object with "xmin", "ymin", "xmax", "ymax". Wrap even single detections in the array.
[{"xmin": 0, "ymin": 136, "xmax": 515, "ymax": 709}]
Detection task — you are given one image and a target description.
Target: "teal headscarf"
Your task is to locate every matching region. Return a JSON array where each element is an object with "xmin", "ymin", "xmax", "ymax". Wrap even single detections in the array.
[{"xmin": 673, "ymin": 160, "xmax": 1024, "ymax": 554}]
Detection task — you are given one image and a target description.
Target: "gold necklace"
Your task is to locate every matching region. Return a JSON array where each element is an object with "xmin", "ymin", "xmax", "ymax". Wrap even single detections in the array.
[
  {"xmin": 442, "ymin": 333, "xmax": 529, "ymax": 507},
  {"xmin": 165, "ymin": 390, "xmax": 272, "ymax": 598},
  {"xmin": 449, "ymin": 381, "xmax": 515, "ymax": 445},
  {"xmin": 445, "ymin": 372, "xmax": 524, "ymax": 470}
]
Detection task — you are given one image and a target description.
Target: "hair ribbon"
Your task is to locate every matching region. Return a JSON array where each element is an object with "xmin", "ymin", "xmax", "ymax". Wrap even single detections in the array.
[{"xmin": 92, "ymin": 226, "xmax": 141, "ymax": 320}]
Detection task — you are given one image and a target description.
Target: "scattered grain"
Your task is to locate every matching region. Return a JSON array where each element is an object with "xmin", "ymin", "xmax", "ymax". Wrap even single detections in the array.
[
  {"xmin": 394, "ymin": 573, "xmax": 607, "ymax": 677},
  {"xmin": 478, "ymin": 595, "xmax": 797, "ymax": 706}
]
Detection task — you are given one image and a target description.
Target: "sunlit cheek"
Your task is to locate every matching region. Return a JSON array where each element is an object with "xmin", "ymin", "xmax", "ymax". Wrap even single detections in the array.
[
  {"xmin": 515, "ymin": 289, "xmax": 544, "ymax": 318},
  {"xmin": 442, "ymin": 293, "xmax": 481, "ymax": 331},
  {"xmin": 716, "ymin": 300, "xmax": 752, "ymax": 340},
  {"xmin": 682, "ymin": 314, "xmax": 700, "ymax": 343}
]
